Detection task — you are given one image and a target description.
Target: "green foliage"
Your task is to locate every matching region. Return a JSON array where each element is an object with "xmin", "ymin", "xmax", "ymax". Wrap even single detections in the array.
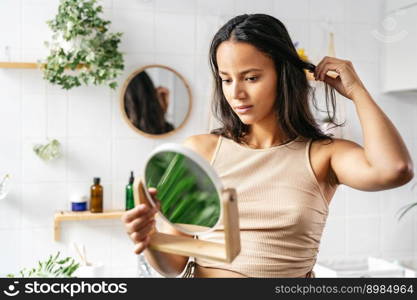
[
  {"xmin": 33, "ymin": 139, "xmax": 62, "ymax": 161},
  {"xmin": 7, "ymin": 252, "xmax": 79, "ymax": 278},
  {"xmin": 43, "ymin": 0, "xmax": 124, "ymax": 90},
  {"xmin": 146, "ymin": 152, "xmax": 220, "ymax": 228}
]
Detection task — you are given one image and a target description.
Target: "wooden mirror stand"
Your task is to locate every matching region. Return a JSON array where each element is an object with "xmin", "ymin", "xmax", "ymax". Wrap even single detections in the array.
[{"xmin": 133, "ymin": 177, "xmax": 241, "ymax": 263}]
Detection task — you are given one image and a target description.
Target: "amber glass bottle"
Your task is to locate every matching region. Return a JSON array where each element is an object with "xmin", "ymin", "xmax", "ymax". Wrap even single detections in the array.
[{"xmin": 90, "ymin": 177, "xmax": 103, "ymax": 213}]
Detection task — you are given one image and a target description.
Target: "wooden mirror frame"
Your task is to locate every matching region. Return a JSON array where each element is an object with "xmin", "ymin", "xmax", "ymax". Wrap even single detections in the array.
[{"xmin": 119, "ymin": 64, "xmax": 192, "ymax": 139}]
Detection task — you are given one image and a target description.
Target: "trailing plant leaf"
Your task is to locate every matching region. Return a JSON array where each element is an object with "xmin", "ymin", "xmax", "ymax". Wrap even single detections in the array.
[
  {"xmin": 397, "ymin": 202, "xmax": 417, "ymax": 221},
  {"xmin": 43, "ymin": 0, "xmax": 124, "ymax": 90}
]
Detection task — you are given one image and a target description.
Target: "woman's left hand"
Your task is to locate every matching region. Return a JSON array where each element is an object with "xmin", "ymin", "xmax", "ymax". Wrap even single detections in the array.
[{"xmin": 314, "ymin": 56, "xmax": 367, "ymax": 100}]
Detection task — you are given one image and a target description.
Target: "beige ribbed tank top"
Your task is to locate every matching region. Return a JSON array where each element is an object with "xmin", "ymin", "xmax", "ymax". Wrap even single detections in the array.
[{"xmin": 195, "ymin": 135, "xmax": 338, "ymax": 277}]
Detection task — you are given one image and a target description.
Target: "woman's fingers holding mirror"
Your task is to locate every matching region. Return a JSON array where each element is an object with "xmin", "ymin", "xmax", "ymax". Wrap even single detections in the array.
[
  {"xmin": 122, "ymin": 203, "xmax": 151, "ymax": 223},
  {"xmin": 130, "ymin": 219, "xmax": 156, "ymax": 243},
  {"xmin": 126, "ymin": 211, "xmax": 155, "ymax": 234},
  {"xmin": 133, "ymin": 236, "xmax": 151, "ymax": 255}
]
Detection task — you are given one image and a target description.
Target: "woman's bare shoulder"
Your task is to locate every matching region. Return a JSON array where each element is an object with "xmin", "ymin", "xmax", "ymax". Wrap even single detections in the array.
[{"xmin": 182, "ymin": 134, "xmax": 220, "ymax": 162}]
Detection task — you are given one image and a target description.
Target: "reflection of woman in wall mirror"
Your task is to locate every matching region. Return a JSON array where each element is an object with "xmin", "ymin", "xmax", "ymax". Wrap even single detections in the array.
[
  {"xmin": 124, "ymin": 71, "xmax": 174, "ymax": 135},
  {"xmin": 120, "ymin": 65, "xmax": 192, "ymax": 138}
]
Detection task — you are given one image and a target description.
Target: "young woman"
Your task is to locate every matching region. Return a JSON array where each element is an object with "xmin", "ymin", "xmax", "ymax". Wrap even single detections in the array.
[{"xmin": 122, "ymin": 14, "xmax": 413, "ymax": 278}]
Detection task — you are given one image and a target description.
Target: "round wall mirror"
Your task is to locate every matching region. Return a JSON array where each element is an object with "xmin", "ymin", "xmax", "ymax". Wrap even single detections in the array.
[
  {"xmin": 143, "ymin": 143, "xmax": 223, "ymax": 236},
  {"xmin": 120, "ymin": 65, "xmax": 192, "ymax": 138}
]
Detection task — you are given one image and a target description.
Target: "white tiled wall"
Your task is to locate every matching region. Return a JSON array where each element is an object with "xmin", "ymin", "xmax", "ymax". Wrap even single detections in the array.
[{"xmin": 0, "ymin": 0, "xmax": 416, "ymax": 277}]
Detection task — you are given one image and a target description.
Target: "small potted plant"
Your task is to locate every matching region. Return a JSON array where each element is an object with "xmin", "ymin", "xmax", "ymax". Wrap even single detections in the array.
[{"xmin": 7, "ymin": 252, "xmax": 79, "ymax": 278}]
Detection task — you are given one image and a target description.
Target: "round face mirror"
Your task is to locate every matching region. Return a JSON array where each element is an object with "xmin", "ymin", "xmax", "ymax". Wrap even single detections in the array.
[
  {"xmin": 120, "ymin": 65, "xmax": 192, "ymax": 137},
  {"xmin": 143, "ymin": 143, "xmax": 223, "ymax": 236}
]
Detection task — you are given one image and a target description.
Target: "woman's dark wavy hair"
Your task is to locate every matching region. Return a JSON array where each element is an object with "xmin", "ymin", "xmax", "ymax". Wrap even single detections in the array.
[
  {"xmin": 209, "ymin": 14, "xmax": 343, "ymax": 144},
  {"xmin": 124, "ymin": 70, "xmax": 174, "ymax": 135}
]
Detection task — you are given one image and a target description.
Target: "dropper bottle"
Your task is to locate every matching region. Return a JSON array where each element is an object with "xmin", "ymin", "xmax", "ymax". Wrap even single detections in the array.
[{"xmin": 125, "ymin": 171, "xmax": 135, "ymax": 210}]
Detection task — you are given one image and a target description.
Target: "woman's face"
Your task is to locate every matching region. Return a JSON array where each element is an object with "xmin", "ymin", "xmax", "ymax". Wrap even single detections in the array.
[{"xmin": 216, "ymin": 41, "xmax": 278, "ymax": 125}]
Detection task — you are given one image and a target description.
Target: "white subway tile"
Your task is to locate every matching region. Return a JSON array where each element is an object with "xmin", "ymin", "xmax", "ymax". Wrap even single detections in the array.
[
  {"xmin": 196, "ymin": 15, "xmax": 224, "ymax": 56},
  {"xmin": 309, "ymin": 22, "xmax": 346, "ymax": 64},
  {"xmin": 381, "ymin": 213, "xmax": 414, "ymax": 253},
  {"xmin": 0, "ymin": 183, "xmax": 22, "ymax": 229},
  {"xmin": 112, "ymin": 182, "xmax": 127, "ymax": 210},
  {"xmin": 310, "ymin": 0, "xmax": 346, "ymax": 23},
  {"xmin": 154, "ymin": 54, "xmax": 194, "ymax": 86},
  {"xmin": 111, "ymin": 10, "xmax": 155, "ymax": 54},
  {"xmin": 345, "ymin": 24, "xmax": 380, "ymax": 62},
  {"xmin": 109, "ymin": 226, "xmax": 137, "ymax": 266},
  {"xmin": 273, "ymin": 0, "xmax": 310, "ymax": 21},
  {"xmin": 345, "ymin": 0, "xmax": 382, "ymax": 25},
  {"xmin": 113, "ymin": 0, "xmax": 154, "ymax": 11},
  {"xmin": 345, "ymin": 187, "xmax": 381, "ymax": 217},
  {"xmin": 67, "ymin": 138, "xmax": 111, "ymax": 182},
  {"xmin": 61, "ymin": 223, "xmax": 113, "ymax": 264},
  {"xmin": 21, "ymin": 70, "xmax": 46, "ymax": 95},
  {"xmin": 0, "ymin": 93, "xmax": 21, "ymax": 139},
  {"xmin": 47, "ymin": 94, "xmax": 67, "ymax": 138},
  {"xmin": 22, "ymin": 138, "xmax": 66, "ymax": 182},
  {"xmin": 22, "ymin": 5, "xmax": 56, "ymax": 53},
  {"xmin": 68, "ymin": 94, "xmax": 111, "ymax": 138},
  {"xmin": 112, "ymin": 138, "xmax": 153, "ymax": 182},
  {"xmin": 101, "ymin": 0, "xmax": 113, "ymax": 9},
  {"xmin": 352, "ymin": 61, "xmax": 380, "ymax": 96},
  {"xmin": 0, "ymin": 229, "xmax": 22, "ymax": 276},
  {"xmin": 327, "ymin": 186, "xmax": 347, "ymax": 218},
  {"xmin": 21, "ymin": 94, "xmax": 46, "ymax": 138},
  {"xmin": 0, "ymin": 1, "xmax": 21, "ymax": 61},
  {"xmin": 197, "ymin": 0, "xmax": 235, "ymax": 16},
  {"xmin": 380, "ymin": 185, "xmax": 414, "ymax": 217},
  {"xmin": 0, "ymin": 137, "xmax": 22, "ymax": 183},
  {"xmin": 21, "ymin": 183, "xmax": 67, "ymax": 228},
  {"xmin": 318, "ymin": 217, "xmax": 346, "ymax": 257},
  {"xmin": 155, "ymin": 0, "xmax": 196, "ymax": 14},
  {"xmin": 0, "ymin": 69, "xmax": 21, "ymax": 96},
  {"xmin": 234, "ymin": 0, "xmax": 274, "ymax": 15},
  {"xmin": 18, "ymin": 228, "xmax": 66, "ymax": 271},
  {"xmin": 22, "ymin": 0, "xmax": 60, "ymax": 7},
  {"xmin": 284, "ymin": 20, "xmax": 311, "ymax": 53},
  {"xmin": 155, "ymin": 13, "xmax": 195, "ymax": 55},
  {"xmin": 346, "ymin": 216, "xmax": 380, "ymax": 256}
]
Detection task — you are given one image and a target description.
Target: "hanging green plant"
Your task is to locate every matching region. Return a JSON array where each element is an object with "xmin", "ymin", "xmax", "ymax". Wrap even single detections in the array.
[{"xmin": 42, "ymin": 0, "xmax": 124, "ymax": 90}]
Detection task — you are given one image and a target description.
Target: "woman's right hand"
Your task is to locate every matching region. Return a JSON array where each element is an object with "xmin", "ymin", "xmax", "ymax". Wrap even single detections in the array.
[{"xmin": 122, "ymin": 188, "xmax": 161, "ymax": 254}]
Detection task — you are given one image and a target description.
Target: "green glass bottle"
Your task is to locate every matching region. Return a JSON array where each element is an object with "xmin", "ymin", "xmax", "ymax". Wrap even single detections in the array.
[{"xmin": 125, "ymin": 171, "xmax": 135, "ymax": 210}]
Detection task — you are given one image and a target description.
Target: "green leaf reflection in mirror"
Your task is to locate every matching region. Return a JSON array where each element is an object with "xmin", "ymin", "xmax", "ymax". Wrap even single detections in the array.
[{"xmin": 145, "ymin": 150, "xmax": 221, "ymax": 235}]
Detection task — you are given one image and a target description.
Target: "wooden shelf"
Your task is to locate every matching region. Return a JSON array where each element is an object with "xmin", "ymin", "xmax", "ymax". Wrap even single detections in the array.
[
  {"xmin": 54, "ymin": 210, "xmax": 125, "ymax": 241},
  {"xmin": 0, "ymin": 62, "xmax": 86, "ymax": 70},
  {"xmin": 0, "ymin": 62, "xmax": 41, "ymax": 69}
]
